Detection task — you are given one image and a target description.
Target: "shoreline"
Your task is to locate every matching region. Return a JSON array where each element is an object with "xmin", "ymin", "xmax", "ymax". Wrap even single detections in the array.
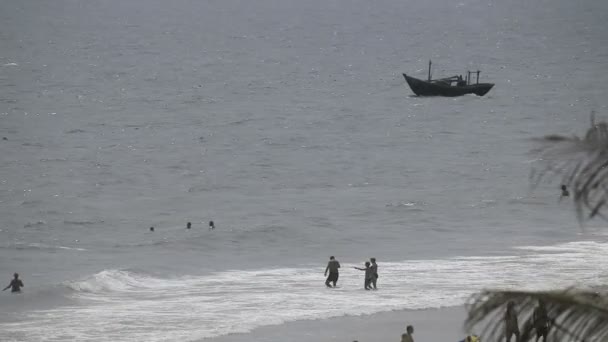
[{"xmin": 203, "ymin": 306, "xmax": 469, "ymax": 342}]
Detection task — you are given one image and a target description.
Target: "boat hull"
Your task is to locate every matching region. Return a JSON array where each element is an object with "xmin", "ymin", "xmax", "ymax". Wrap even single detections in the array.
[{"xmin": 403, "ymin": 74, "xmax": 494, "ymax": 97}]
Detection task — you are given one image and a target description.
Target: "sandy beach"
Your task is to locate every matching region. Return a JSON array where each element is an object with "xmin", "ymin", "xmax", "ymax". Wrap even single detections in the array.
[{"xmin": 205, "ymin": 306, "xmax": 468, "ymax": 342}]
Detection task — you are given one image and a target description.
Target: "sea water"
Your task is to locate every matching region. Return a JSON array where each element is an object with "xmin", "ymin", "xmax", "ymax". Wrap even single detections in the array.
[{"xmin": 1, "ymin": 0, "xmax": 607, "ymax": 341}]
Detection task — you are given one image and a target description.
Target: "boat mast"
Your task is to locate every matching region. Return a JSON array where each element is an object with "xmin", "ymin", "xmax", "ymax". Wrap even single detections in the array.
[
  {"xmin": 428, "ymin": 60, "xmax": 432, "ymax": 81},
  {"xmin": 466, "ymin": 70, "xmax": 483, "ymax": 84}
]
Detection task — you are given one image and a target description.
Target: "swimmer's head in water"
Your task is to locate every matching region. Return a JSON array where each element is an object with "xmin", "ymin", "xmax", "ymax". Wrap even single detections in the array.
[
  {"xmin": 561, "ymin": 184, "xmax": 567, "ymax": 191},
  {"xmin": 150, "ymin": 227, "xmax": 154, "ymax": 232}
]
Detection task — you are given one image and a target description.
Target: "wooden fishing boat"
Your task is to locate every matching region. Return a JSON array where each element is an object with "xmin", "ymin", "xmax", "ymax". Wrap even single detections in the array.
[{"xmin": 403, "ymin": 61, "xmax": 494, "ymax": 97}]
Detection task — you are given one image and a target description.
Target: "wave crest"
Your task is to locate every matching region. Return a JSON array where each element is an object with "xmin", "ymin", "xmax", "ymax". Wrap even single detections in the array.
[
  {"xmin": 67, "ymin": 270, "xmax": 160, "ymax": 293},
  {"xmin": 0, "ymin": 242, "xmax": 86, "ymax": 251}
]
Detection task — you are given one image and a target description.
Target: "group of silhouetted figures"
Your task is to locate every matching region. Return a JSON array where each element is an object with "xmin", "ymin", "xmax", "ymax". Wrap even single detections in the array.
[
  {"xmin": 324, "ymin": 256, "xmax": 379, "ymax": 290},
  {"xmin": 505, "ymin": 300, "xmax": 551, "ymax": 342},
  {"xmin": 149, "ymin": 220, "xmax": 215, "ymax": 232}
]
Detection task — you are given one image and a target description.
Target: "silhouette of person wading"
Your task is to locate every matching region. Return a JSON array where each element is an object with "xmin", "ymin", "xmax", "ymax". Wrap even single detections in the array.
[
  {"xmin": 559, "ymin": 185, "xmax": 570, "ymax": 202},
  {"xmin": 324, "ymin": 256, "xmax": 340, "ymax": 288},
  {"xmin": 3, "ymin": 273, "xmax": 24, "ymax": 293},
  {"xmin": 369, "ymin": 257, "xmax": 378, "ymax": 290},
  {"xmin": 354, "ymin": 261, "xmax": 373, "ymax": 290}
]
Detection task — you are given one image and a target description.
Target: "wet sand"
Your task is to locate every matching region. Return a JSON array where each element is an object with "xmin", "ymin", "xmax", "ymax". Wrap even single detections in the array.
[{"xmin": 205, "ymin": 306, "xmax": 469, "ymax": 342}]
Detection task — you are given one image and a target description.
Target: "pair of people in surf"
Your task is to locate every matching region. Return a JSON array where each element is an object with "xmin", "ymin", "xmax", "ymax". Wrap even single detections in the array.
[
  {"xmin": 184, "ymin": 220, "xmax": 215, "ymax": 230},
  {"xmin": 354, "ymin": 257, "xmax": 378, "ymax": 290},
  {"xmin": 150, "ymin": 221, "xmax": 215, "ymax": 232},
  {"xmin": 186, "ymin": 221, "xmax": 214, "ymax": 229},
  {"xmin": 324, "ymin": 256, "xmax": 378, "ymax": 290}
]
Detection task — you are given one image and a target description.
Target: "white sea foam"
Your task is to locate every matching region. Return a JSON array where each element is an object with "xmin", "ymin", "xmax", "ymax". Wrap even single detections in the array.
[
  {"xmin": 2, "ymin": 240, "xmax": 607, "ymax": 342},
  {"xmin": 1, "ymin": 242, "xmax": 87, "ymax": 252}
]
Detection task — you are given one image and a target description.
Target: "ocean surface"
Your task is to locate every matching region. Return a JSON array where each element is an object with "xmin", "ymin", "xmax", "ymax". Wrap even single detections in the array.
[{"xmin": 1, "ymin": 0, "xmax": 608, "ymax": 341}]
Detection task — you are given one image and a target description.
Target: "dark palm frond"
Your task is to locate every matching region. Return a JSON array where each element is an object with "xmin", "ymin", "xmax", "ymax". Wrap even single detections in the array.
[
  {"xmin": 465, "ymin": 289, "xmax": 608, "ymax": 342},
  {"xmin": 530, "ymin": 112, "xmax": 608, "ymax": 222}
]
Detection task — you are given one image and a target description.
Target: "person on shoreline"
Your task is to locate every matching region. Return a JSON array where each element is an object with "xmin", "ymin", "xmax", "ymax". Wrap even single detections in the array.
[
  {"xmin": 370, "ymin": 257, "xmax": 378, "ymax": 290},
  {"xmin": 505, "ymin": 301, "xmax": 520, "ymax": 342},
  {"xmin": 324, "ymin": 256, "xmax": 340, "ymax": 288},
  {"xmin": 3, "ymin": 273, "xmax": 24, "ymax": 293},
  {"xmin": 353, "ymin": 261, "xmax": 372, "ymax": 290},
  {"xmin": 533, "ymin": 299, "xmax": 550, "ymax": 342},
  {"xmin": 401, "ymin": 325, "xmax": 414, "ymax": 342},
  {"xmin": 187, "ymin": 222, "xmax": 192, "ymax": 229}
]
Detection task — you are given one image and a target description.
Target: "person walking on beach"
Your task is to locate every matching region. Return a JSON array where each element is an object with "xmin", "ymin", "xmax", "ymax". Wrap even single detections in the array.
[
  {"xmin": 401, "ymin": 325, "xmax": 414, "ymax": 342},
  {"xmin": 533, "ymin": 299, "xmax": 550, "ymax": 342},
  {"xmin": 324, "ymin": 256, "xmax": 341, "ymax": 287},
  {"xmin": 370, "ymin": 257, "xmax": 378, "ymax": 290},
  {"xmin": 3, "ymin": 273, "xmax": 24, "ymax": 293},
  {"xmin": 353, "ymin": 261, "xmax": 373, "ymax": 290},
  {"xmin": 505, "ymin": 301, "xmax": 520, "ymax": 342}
]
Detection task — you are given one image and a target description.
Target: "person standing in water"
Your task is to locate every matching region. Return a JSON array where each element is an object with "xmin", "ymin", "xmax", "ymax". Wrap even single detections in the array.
[
  {"xmin": 324, "ymin": 256, "xmax": 340, "ymax": 288},
  {"xmin": 354, "ymin": 261, "xmax": 372, "ymax": 290},
  {"xmin": 209, "ymin": 220, "xmax": 215, "ymax": 230},
  {"xmin": 369, "ymin": 257, "xmax": 378, "ymax": 290},
  {"xmin": 3, "ymin": 273, "xmax": 24, "ymax": 293},
  {"xmin": 559, "ymin": 185, "xmax": 570, "ymax": 202}
]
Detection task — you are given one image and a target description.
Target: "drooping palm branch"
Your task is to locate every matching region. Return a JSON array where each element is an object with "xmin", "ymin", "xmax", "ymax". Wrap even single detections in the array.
[
  {"xmin": 465, "ymin": 115, "xmax": 608, "ymax": 341},
  {"xmin": 465, "ymin": 289, "xmax": 608, "ymax": 342},
  {"xmin": 530, "ymin": 112, "xmax": 608, "ymax": 222}
]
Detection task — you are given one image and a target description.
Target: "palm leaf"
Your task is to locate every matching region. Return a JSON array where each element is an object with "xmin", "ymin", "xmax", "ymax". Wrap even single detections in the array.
[
  {"xmin": 465, "ymin": 289, "xmax": 608, "ymax": 342},
  {"xmin": 530, "ymin": 112, "xmax": 608, "ymax": 222}
]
